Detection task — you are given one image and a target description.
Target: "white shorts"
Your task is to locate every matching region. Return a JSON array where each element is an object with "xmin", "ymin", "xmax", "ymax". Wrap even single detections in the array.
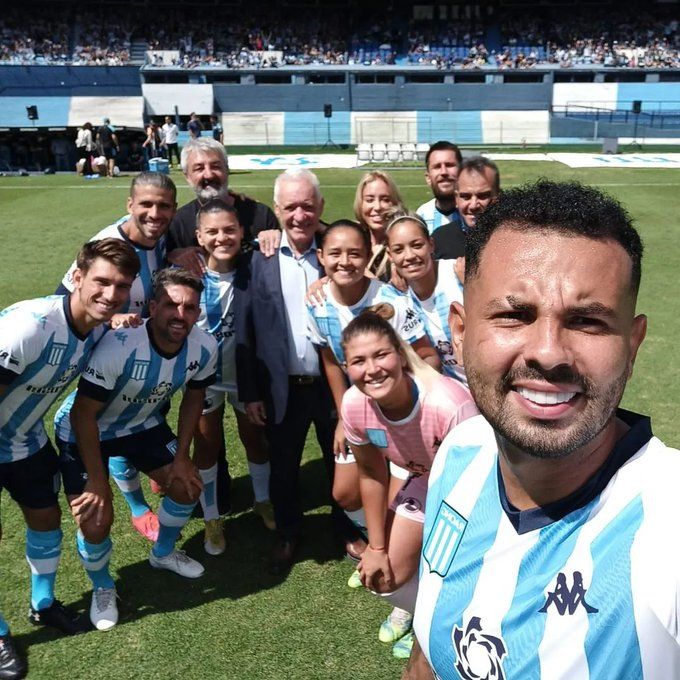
[
  {"xmin": 389, "ymin": 474, "xmax": 428, "ymax": 524},
  {"xmin": 202, "ymin": 387, "xmax": 245, "ymax": 416}
]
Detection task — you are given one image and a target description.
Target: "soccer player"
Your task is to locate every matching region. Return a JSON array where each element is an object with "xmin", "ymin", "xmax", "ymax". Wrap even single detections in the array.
[
  {"xmin": 341, "ymin": 311, "xmax": 476, "ymax": 659},
  {"xmin": 386, "ymin": 214, "xmax": 465, "ymax": 383},
  {"xmin": 0, "ymin": 238, "xmax": 139, "ymax": 676},
  {"xmin": 192, "ymin": 199, "xmax": 273, "ymax": 556},
  {"xmin": 416, "ymin": 141, "xmax": 463, "ymax": 236},
  {"xmin": 58, "ymin": 172, "xmax": 178, "ymax": 542},
  {"xmin": 54, "ymin": 268, "xmax": 217, "ymax": 631},
  {"xmin": 412, "ymin": 181, "xmax": 680, "ymax": 678}
]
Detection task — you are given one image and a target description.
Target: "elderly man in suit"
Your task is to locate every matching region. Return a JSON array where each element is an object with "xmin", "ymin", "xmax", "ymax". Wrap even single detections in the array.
[{"xmin": 236, "ymin": 168, "xmax": 365, "ymax": 574}]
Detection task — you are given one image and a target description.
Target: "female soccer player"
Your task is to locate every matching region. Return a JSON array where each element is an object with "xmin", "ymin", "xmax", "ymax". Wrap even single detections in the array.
[
  {"xmin": 340, "ymin": 311, "xmax": 477, "ymax": 656},
  {"xmin": 193, "ymin": 199, "xmax": 273, "ymax": 555},
  {"xmin": 386, "ymin": 214, "xmax": 466, "ymax": 383}
]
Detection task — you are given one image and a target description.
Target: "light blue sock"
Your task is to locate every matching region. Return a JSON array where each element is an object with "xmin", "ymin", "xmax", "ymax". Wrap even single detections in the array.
[
  {"xmin": 153, "ymin": 497, "xmax": 196, "ymax": 558},
  {"xmin": 199, "ymin": 464, "xmax": 219, "ymax": 521},
  {"xmin": 76, "ymin": 531, "xmax": 114, "ymax": 590},
  {"xmin": 25, "ymin": 528, "xmax": 62, "ymax": 611},
  {"xmin": 0, "ymin": 613, "xmax": 9, "ymax": 636},
  {"xmin": 108, "ymin": 456, "xmax": 151, "ymax": 518}
]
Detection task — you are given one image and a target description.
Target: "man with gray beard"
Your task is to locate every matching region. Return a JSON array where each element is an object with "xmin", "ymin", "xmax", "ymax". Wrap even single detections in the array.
[{"xmin": 166, "ymin": 138, "xmax": 279, "ymax": 262}]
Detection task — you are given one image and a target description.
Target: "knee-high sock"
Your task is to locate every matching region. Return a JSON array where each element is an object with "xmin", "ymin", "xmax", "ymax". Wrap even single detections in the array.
[
  {"xmin": 198, "ymin": 464, "xmax": 219, "ymax": 521},
  {"xmin": 376, "ymin": 573, "xmax": 419, "ymax": 614},
  {"xmin": 108, "ymin": 456, "xmax": 150, "ymax": 518},
  {"xmin": 0, "ymin": 612, "xmax": 9, "ymax": 636},
  {"xmin": 153, "ymin": 497, "xmax": 196, "ymax": 558},
  {"xmin": 247, "ymin": 461, "xmax": 270, "ymax": 503},
  {"xmin": 76, "ymin": 531, "xmax": 114, "ymax": 590},
  {"xmin": 25, "ymin": 528, "xmax": 62, "ymax": 611}
]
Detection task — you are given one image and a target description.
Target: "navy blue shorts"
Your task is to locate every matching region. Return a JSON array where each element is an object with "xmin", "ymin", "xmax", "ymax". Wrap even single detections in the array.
[
  {"xmin": 0, "ymin": 442, "xmax": 60, "ymax": 509},
  {"xmin": 57, "ymin": 423, "xmax": 177, "ymax": 496}
]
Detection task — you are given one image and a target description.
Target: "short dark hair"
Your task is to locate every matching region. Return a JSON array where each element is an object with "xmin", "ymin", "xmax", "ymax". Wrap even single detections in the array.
[
  {"xmin": 196, "ymin": 199, "xmax": 240, "ymax": 229},
  {"xmin": 466, "ymin": 180, "xmax": 643, "ymax": 294},
  {"xmin": 76, "ymin": 238, "xmax": 140, "ymax": 280},
  {"xmin": 153, "ymin": 268, "xmax": 204, "ymax": 300},
  {"xmin": 319, "ymin": 219, "xmax": 371, "ymax": 254},
  {"xmin": 130, "ymin": 172, "xmax": 177, "ymax": 202},
  {"xmin": 425, "ymin": 141, "xmax": 463, "ymax": 169},
  {"xmin": 457, "ymin": 156, "xmax": 500, "ymax": 195}
]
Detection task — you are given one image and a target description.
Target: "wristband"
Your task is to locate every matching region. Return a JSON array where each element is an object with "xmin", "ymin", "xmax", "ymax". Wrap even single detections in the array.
[{"xmin": 369, "ymin": 544, "xmax": 386, "ymax": 552}]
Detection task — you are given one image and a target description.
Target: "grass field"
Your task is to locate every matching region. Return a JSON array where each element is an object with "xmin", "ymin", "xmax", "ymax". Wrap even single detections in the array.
[{"xmin": 0, "ymin": 160, "xmax": 679, "ymax": 679}]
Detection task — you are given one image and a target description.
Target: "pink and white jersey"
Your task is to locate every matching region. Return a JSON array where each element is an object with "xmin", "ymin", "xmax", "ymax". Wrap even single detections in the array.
[{"xmin": 341, "ymin": 374, "xmax": 477, "ymax": 476}]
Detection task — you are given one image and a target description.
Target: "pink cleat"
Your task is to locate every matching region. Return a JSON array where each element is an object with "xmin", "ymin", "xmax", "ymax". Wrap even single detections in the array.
[
  {"xmin": 150, "ymin": 479, "xmax": 163, "ymax": 494},
  {"xmin": 131, "ymin": 510, "xmax": 159, "ymax": 542}
]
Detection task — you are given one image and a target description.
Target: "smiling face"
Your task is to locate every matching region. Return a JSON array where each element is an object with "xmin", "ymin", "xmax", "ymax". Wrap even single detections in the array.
[
  {"xmin": 196, "ymin": 209, "xmax": 244, "ymax": 270},
  {"xmin": 344, "ymin": 330, "xmax": 408, "ymax": 403},
  {"xmin": 185, "ymin": 149, "xmax": 229, "ymax": 201},
  {"xmin": 425, "ymin": 149, "xmax": 460, "ymax": 201},
  {"xmin": 450, "ymin": 227, "xmax": 646, "ymax": 459},
  {"xmin": 125, "ymin": 185, "xmax": 177, "ymax": 247},
  {"xmin": 274, "ymin": 177, "xmax": 323, "ymax": 253},
  {"xmin": 317, "ymin": 226, "xmax": 369, "ymax": 290},
  {"xmin": 456, "ymin": 168, "xmax": 498, "ymax": 229},
  {"xmin": 71, "ymin": 257, "xmax": 134, "ymax": 328},
  {"xmin": 360, "ymin": 179, "xmax": 396, "ymax": 234},
  {"xmin": 387, "ymin": 219, "xmax": 435, "ymax": 283},
  {"xmin": 149, "ymin": 283, "xmax": 201, "ymax": 351}
]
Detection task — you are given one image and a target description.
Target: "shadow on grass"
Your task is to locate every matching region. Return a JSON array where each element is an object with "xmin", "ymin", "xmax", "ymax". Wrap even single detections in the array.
[{"xmin": 14, "ymin": 459, "xmax": 348, "ymax": 647}]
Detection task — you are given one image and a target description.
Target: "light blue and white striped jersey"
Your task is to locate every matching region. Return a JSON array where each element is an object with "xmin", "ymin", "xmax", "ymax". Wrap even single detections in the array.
[
  {"xmin": 407, "ymin": 259, "xmax": 465, "ymax": 383},
  {"xmin": 54, "ymin": 320, "xmax": 217, "ymax": 442},
  {"xmin": 307, "ymin": 278, "xmax": 426, "ymax": 365},
  {"xmin": 0, "ymin": 296, "xmax": 104, "ymax": 462},
  {"xmin": 61, "ymin": 216, "xmax": 166, "ymax": 316},
  {"xmin": 196, "ymin": 267, "xmax": 236, "ymax": 393},
  {"xmin": 416, "ymin": 198, "xmax": 462, "ymax": 236},
  {"xmin": 414, "ymin": 411, "xmax": 680, "ymax": 680}
]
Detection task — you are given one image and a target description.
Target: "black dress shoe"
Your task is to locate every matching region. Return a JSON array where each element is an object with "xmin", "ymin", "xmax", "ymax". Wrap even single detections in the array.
[
  {"xmin": 0, "ymin": 633, "xmax": 27, "ymax": 680},
  {"xmin": 269, "ymin": 538, "xmax": 298, "ymax": 575},
  {"xmin": 28, "ymin": 600, "xmax": 90, "ymax": 636},
  {"xmin": 344, "ymin": 537, "xmax": 367, "ymax": 562}
]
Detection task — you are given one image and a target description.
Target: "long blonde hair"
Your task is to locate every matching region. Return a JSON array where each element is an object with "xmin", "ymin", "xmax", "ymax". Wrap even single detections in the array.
[{"xmin": 353, "ymin": 171, "xmax": 406, "ymax": 231}]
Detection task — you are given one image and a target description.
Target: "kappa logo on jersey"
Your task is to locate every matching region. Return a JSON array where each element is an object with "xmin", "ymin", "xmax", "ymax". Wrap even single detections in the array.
[
  {"xmin": 423, "ymin": 501, "xmax": 467, "ymax": 576},
  {"xmin": 46, "ymin": 343, "xmax": 68, "ymax": 366},
  {"xmin": 452, "ymin": 617, "xmax": 507, "ymax": 680},
  {"xmin": 114, "ymin": 331, "xmax": 128, "ymax": 345},
  {"xmin": 131, "ymin": 360, "xmax": 150, "ymax": 381},
  {"xmin": 0, "ymin": 350, "xmax": 19, "ymax": 366},
  {"xmin": 538, "ymin": 571, "xmax": 599, "ymax": 616},
  {"xmin": 187, "ymin": 360, "xmax": 200, "ymax": 372}
]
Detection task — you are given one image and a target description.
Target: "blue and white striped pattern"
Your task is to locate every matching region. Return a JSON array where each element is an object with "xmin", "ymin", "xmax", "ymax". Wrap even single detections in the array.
[
  {"xmin": 307, "ymin": 278, "xmax": 425, "ymax": 365},
  {"xmin": 25, "ymin": 527, "xmax": 62, "ymax": 610},
  {"xmin": 54, "ymin": 321, "xmax": 217, "ymax": 442},
  {"xmin": 60, "ymin": 217, "xmax": 166, "ymax": 316},
  {"xmin": 197, "ymin": 268, "xmax": 236, "ymax": 393},
  {"xmin": 0, "ymin": 296, "xmax": 104, "ymax": 462},
  {"xmin": 407, "ymin": 259, "xmax": 465, "ymax": 382},
  {"xmin": 414, "ymin": 415, "xmax": 680, "ymax": 679},
  {"xmin": 416, "ymin": 198, "xmax": 461, "ymax": 235}
]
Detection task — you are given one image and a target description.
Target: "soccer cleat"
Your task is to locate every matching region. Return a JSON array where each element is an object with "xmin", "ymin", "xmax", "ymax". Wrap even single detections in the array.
[
  {"xmin": 90, "ymin": 587, "xmax": 118, "ymax": 631},
  {"xmin": 379, "ymin": 608, "xmax": 413, "ymax": 643},
  {"xmin": 252, "ymin": 500, "xmax": 276, "ymax": 531},
  {"xmin": 0, "ymin": 633, "xmax": 27, "ymax": 680},
  {"xmin": 347, "ymin": 569, "xmax": 363, "ymax": 589},
  {"xmin": 203, "ymin": 519, "xmax": 226, "ymax": 556},
  {"xmin": 131, "ymin": 510, "xmax": 159, "ymax": 542},
  {"xmin": 149, "ymin": 549, "xmax": 205, "ymax": 578},
  {"xmin": 28, "ymin": 600, "xmax": 89, "ymax": 636},
  {"xmin": 392, "ymin": 631, "xmax": 415, "ymax": 659}
]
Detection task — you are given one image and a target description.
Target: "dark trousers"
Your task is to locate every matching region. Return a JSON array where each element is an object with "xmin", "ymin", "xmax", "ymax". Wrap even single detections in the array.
[{"xmin": 266, "ymin": 378, "xmax": 361, "ymax": 544}]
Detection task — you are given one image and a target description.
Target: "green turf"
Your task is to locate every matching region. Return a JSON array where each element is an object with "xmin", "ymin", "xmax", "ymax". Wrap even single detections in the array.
[{"xmin": 0, "ymin": 162, "xmax": 678, "ymax": 679}]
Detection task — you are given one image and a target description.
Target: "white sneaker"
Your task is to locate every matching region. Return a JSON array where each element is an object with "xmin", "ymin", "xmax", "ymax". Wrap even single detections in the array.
[
  {"xmin": 149, "ymin": 549, "xmax": 205, "ymax": 578},
  {"xmin": 90, "ymin": 587, "xmax": 118, "ymax": 631}
]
